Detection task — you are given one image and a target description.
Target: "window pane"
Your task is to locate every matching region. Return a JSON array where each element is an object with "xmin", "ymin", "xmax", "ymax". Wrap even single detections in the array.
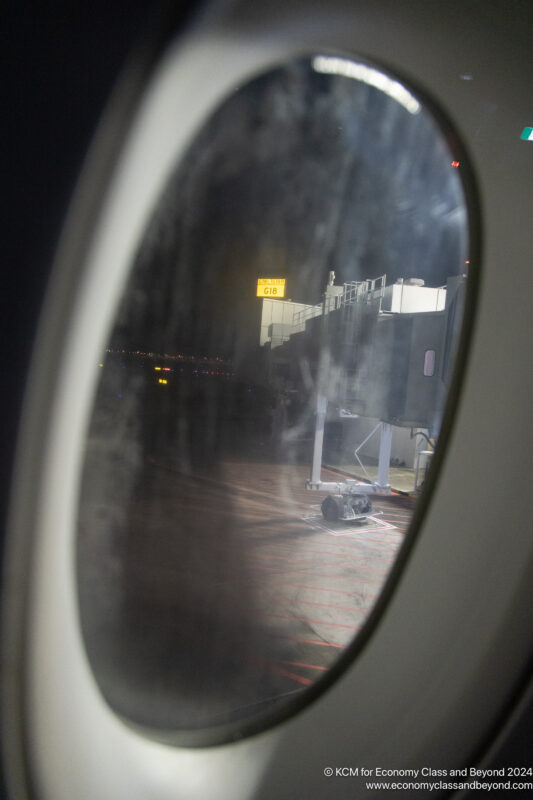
[{"xmin": 77, "ymin": 55, "xmax": 471, "ymax": 735}]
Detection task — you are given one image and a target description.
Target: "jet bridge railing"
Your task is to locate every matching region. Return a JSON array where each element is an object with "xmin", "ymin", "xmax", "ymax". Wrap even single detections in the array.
[{"xmin": 341, "ymin": 274, "xmax": 387, "ymax": 310}]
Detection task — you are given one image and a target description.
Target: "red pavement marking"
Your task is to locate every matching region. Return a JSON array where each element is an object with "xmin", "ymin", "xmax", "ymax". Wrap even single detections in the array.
[
  {"xmin": 252, "ymin": 550, "xmax": 393, "ymax": 566},
  {"xmin": 271, "ymin": 634, "xmax": 346, "ymax": 649},
  {"xmin": 267, "ymin": 664, "xmax": 313, "ymax": 687},
  {"xmin": 349, "ymin": 529, "xmax": 404, "ymax": 540},
  {"xmin": 258, "ymin": 580, "xmax": 378, "ymax": 600},
  {"xmin": 381, "ymin": 515, "xmax": 413, "ymax": 521},
  {"xmin": 254, "ymin": 542, "xmax": 399, "ymax": 558},
  {"xmin": 251, "ymin": 552, "xmax": 335, "ymax": 566},
  {"xmin": 265, "ymin": 613, "xmax": 360, "ymax": 630},
  {"xmin": 319, "ymin": 562, "xmax": 391, "ymax": 576},
  {"xmin": 249, "ymin": 564, "xmax": 389, "ymax": 586},
  {"xmin": 382, "ymin": 516, "xmax": 407, "ymax": 536},
  {"xmin": 248, "ymin": 555, "xmax": 392, "ymax": 577},
  {"xmin": 280, "ymin": 660, "xmax": 328, "ymax": 672},
  {"xmin": 272, "ymin": 596, "xmax": 372, "ymax": 614},
  {"xmin": 257, "ymin": 538, "xmax": 401, "ymax": 557},
  {"xmin": 378, "ymin": 522, "xmax": 410, "ymax": 530}
]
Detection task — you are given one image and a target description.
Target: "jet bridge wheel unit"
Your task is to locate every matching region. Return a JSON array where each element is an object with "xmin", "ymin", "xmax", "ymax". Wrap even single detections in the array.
[{"xmin": 321, "ymin": 492, "xmax": 373, "ymax": 522}]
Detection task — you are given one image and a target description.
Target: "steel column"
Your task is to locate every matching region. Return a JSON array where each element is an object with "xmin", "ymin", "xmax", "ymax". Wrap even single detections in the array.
[
  {"xmin": 310, "ymin": 393, "xmax": 328, "ymax": 485},
  {"xmin": 377, "ymin": 422, "xmax": 392, "ymax": 488}
]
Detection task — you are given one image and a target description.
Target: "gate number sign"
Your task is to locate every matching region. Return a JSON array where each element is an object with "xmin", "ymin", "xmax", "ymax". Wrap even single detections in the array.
[{"xmin": 257, "ymin": 278, "xmax": 286, "ymax": 297}]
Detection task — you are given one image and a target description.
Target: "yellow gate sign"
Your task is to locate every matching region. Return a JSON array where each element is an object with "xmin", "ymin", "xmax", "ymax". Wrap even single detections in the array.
[{"xmin": 257, "ymin": 278, "xmax": 286, "ymax": 298}]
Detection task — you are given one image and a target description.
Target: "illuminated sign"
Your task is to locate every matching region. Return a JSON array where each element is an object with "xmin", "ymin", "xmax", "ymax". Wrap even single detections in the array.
[
  {"xmin": 257, "ymin": 278, "xmax": 286, "ymax": 298},
  {"xmin": 520, "ymin": 127, "xmax": 533, "ymax": 141}
]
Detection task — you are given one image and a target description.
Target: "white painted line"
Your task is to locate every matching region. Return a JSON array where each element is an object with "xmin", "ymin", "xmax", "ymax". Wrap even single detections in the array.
[
  {"xmin": 301, "ymin": 514, "xmax": 397, "ymax": 537},
  {"xmin": 328, "ymin": 517, "xmax": 397, "ymax": 537}
]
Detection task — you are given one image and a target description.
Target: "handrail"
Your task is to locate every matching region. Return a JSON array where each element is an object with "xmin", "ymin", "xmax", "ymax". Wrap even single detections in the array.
[{"xmin": 281, "ymin": 274, "xmax": 387, "ymax": 332}]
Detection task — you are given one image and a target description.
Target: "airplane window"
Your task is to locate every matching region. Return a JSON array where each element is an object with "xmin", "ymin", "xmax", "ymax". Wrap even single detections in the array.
[{"xmin": 77, "ymin": 54, "xmax": 471, "ymax": 738}]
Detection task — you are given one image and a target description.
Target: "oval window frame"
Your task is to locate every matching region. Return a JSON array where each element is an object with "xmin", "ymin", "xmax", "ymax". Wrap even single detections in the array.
[{"xmin": 70, "ymin": 49, "xmax": 482, "ymax": 747}]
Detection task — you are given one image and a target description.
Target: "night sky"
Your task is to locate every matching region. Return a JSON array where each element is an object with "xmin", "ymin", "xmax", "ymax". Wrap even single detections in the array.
[{"xmin": 109, "ymin": 56, "xmax": 469, "ymax": 360}]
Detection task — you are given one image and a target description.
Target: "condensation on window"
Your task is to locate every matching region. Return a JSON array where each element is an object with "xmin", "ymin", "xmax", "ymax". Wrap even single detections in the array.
[{"xmin": 76, "ymin": 54, "xmax": 470, "ymax": 736}]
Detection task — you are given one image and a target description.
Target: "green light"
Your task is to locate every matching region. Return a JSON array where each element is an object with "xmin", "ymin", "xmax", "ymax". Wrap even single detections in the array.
[{"xmin": 520, "ymin": 127, "xmax": 533, "ymax": 141}]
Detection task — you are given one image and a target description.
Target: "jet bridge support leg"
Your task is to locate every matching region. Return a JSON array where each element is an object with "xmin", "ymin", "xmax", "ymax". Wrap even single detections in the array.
[
  {"xmin": 377, "ymin": 422, "xmax": 392, "ymax": 490},
  {"xmin": 310, "ymin": 393, "xmax": 328, "ymax": 486},
  {"xmin": 307, "ymin": 396, "xmax": 390, "ymax": 522}
]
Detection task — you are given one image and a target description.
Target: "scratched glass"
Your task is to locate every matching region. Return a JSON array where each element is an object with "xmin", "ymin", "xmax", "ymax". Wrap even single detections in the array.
[{"xmin": 77, "ymin": 55, "xmax": 470, "ymax": 736}]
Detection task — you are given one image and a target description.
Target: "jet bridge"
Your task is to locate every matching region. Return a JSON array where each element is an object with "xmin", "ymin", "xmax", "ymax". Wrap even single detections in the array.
[{"xmin": 260, "ymin": 271, "xmax": 465, "ymax": 521}]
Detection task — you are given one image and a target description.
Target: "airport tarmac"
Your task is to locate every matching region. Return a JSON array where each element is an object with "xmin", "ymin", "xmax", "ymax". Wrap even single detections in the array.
[
  {"xmin": 215, "ymin": 458, "xmax": 414, "ymax": 682},
  {"xmin": 78, "ymin": 450, "xmax": 416, "ymax": 728}
]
